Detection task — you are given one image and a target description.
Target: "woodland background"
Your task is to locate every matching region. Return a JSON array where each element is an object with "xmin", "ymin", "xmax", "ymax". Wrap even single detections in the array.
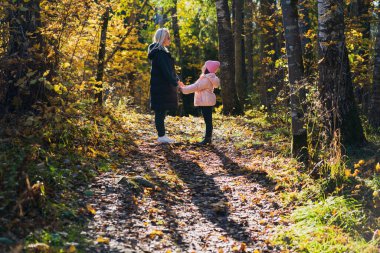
[{"xmin": 0, "ymin": 0, "xmax": 380, "ymax": 252}]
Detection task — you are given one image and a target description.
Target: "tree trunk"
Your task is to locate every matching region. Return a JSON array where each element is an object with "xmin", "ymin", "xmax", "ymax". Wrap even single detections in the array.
[
  {"xmin": 259, "ymin": 0, "xmax": 276, "ymax": 109},
  {"xmin": 245, "ymin": 0, "xmax": 254, "ymax": 92},
  {"xmin": 369, "ymin": 17, "xmax": 380, "ymax": 128},
  {"xmin": 349, "ymin": 0, "xmax": 370, "ymax": 38},
  {"xmin": 2, "ymin": 0, "xmax": 47, "ymax": 112},
  {"xmin": 95, "ymin": 7, "xmax": 110, "ymax": 105},
  {"xmin": 298, "ymin": 0, "xmax": 313, "ymax": 76},
  {"xmin": 171, "ymin": 0, "xmax": 183, "ymax": 73},
  {"xmin": 234, "ymin": 0, "xmax": 246, "ymax": 105},
  {"xmin": 215, "ymin": 0, "xmax": 242, "ymax": 115},
  {"xmin": 317, "ymin": 0, "xmax": 365, "ymax": 145},
  {"xmin": 281, "ymin": 0, "xmax": 308, "ymax": 163}
]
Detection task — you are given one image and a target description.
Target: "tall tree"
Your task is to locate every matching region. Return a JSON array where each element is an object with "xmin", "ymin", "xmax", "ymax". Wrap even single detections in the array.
[
  {"xmin": 369, "ymin": 15, "xmax": 380, "ymax": 128},
  {"xmin": 215, "ymin": 0, "xmax": 242, "ymax": 114},
  {"xmin": 171, "ymin": 0, "xmax": 183, "ymax": 73},
  {"xmin": 348, "ymin": 0, "xmax": 370, "ymax": 38},
  {"xmin": 1, "ymin": 0, "xmax": 48, "ymax": 112},
  {"xmin": 95, "ymin": 7, "xmax": 110, "ymax": 105},
  {"xmin": 259, "ymin": 0, "xmax": 276, "ymax": 109},
  {"xmin": 234, "ymin": 0, "xmax": 246, "ymax": 105},
  {"xmin": 244, "ymin": 0, "xmax": 254, "ymax": 91},
  {"xmin": 281, "ymin": 0, "xmax": 308, "ymax": 163},
  {"xmin": 317, "ymin": 0, "xmax": 365, "ymax": 145},
  {"xmin": 298, "ymin": 0, "xmax": 313, "ymax": 76}
]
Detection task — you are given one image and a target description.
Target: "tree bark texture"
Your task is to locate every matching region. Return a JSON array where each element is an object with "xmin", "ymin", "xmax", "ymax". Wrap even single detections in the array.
[
  {"xmin": 259, "ymin": 0, "xmax": 276, "ymax": 109},
  {"xmin": 234, "ymin": 0, "xmax": 246, "ymax": 104},
  {"xmin": 281, "ymin": 0, "xmax": 308, "ymax": 163},
  {"xmin": 349, "ymin": 0, "xmax": 370, "ymax": 38},
  {"xmin": 95, "ymin": 7, "xmax": 110, "ymax": 105},
  {"xmin": 215, "ymin": 0, "xmax": 242, "ymax": 115},
  {"xmin": 244, "ymin": 0, "xmax": 254, "ymax": 91},
  {"xmin": 317, "ymin": 0, "xmax": 365, "ymax": 145},
  {"xmin": 369, "ymin": 17, "xmax": 380, "ymax": 128},
  {"xmin": 298, "ymin": 0, "xmax": 313, "ymax": 76},
  {"xmin": 171, "ymin": 0, "xmax": 183, "ymax": 73}
]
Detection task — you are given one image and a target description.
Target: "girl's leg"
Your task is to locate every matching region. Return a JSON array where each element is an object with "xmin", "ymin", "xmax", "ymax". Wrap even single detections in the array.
[
  {"xmin": 201, "ymin": 106, "xmax": 213, "ymax": 138},
  {"xmin": 154, "ymin": 109, "xmax": 166, "ymax": 137}
]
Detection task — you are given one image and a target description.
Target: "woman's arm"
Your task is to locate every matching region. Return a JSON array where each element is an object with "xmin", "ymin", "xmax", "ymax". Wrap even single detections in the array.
[{"xmin": 156, "ymin": 51, "xmax": 178, "ymax": 87}]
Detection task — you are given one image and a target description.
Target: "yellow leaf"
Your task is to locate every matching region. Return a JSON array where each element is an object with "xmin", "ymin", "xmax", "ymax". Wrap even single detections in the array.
[
  {"xmin": 86, "ymin": 204, "xmax": 96, "ymax": 215},
  {"xmin": 53, "ymin": 84, "xmax": 60, "ymax": 93},
  {"xmin": 218, "ymin": 235, "xmax": 228, "ymax": 242},
  {"xmin": 63, "ymin": 62, "xmax": 71, "ymax": 68},
  {"xmin": 253, "ymin": 250, "xmax": 261, "ymax": 253},
  {"xmin": 240, "ymin": 242, "xmax": 247, "ymax": 252},
  {"xmin": 67, "ymin": 245, "xmax": 77, "ymax": 253},
  {"xmin": 345, "ymin": 169, "xmax": 352, "ymax": 177},
  {"xmin": 375, "ymin": 163, "xmax": 380, "ymax": 173},
  {"xmin": 149, "ymin": 229, "xmax": 163, "ymax": 239},
  {"xmin": 96, "ymin": 237, "xmax": 110, "ymax": 244},
  {"xmin": 259, "ymin": 219, "xmax": 266, "ymax": 225},
  {"xmin": 232, "ymin": 245, "xmax": 239, "ymax": 252},
  {"xmin": 358, "ymin": 160, "xmax": 365, "ymax": 166}
]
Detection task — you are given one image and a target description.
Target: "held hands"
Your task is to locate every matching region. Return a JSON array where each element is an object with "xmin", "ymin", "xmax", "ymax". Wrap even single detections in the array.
[
  {"xmin": 178, "ymin": 81, "xmax": 185, "ymax": 88},
  {"xmin": 177, "ymin": 81, "xmax": 185, "ymax": 93}
]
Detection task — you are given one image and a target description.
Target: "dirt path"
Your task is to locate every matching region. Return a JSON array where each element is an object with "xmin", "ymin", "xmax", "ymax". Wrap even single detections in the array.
[{"xmin": 82, "ymin": 115, "xmax": 290, "ymax": 252}]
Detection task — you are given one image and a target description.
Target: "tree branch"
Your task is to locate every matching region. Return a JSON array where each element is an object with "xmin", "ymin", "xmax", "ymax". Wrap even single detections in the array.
[{"xmin": 104, "ymin": 0, "xmax": 148, "ymax": 65}]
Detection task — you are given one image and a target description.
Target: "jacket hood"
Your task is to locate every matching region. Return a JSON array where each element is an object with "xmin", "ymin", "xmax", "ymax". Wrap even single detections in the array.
[
  {"xmin": 203, "ymin": 73, "xmax": 220, "ymax": 88},
  {"xmin": 148, "ymin": 43, "xmax": 168, "ymax": 60}
]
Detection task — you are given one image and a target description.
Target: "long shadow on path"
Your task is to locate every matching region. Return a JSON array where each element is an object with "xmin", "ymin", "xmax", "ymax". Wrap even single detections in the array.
[
  {"xmin": 161, "ymin": 145, "xmax": 252, "ymax": 243},
  {"xmin": 208, "ymin": 145, "xmax": 277, "ymax": 189}
]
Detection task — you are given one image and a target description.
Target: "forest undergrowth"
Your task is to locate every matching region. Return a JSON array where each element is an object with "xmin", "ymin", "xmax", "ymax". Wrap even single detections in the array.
[{"xmin": 0, "ymin": 100, "xmax": 379, "ymax": 252}]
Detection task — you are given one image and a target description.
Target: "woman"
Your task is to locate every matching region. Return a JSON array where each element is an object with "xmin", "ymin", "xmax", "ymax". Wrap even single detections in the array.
[{"xmin": 148, "ymin": 28, "xmax": 180, "ymax": 143}]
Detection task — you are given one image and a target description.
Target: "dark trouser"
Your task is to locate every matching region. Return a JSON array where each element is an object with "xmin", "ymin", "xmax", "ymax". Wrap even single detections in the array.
[
  {"xmin": 154, "ymin": 109, "xmax": 166, "ymax": 137},
  {"xmin": 200, "ymin": 106, "xmax": 213, "ymax": 138}
]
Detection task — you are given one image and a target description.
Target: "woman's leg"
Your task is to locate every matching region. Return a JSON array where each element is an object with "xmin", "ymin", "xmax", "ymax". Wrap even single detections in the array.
[
  {"xmin": 154, "ymin": 109, "xmax": 166, "ymax": 137},
  {"xmin": 201, "ymin": 106, "xmax": 213, "ymax": 138}
]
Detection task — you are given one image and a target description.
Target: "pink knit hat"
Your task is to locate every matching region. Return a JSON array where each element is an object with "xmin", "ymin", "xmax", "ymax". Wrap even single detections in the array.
[{"xmin": 205, "ymin": 60, "xmax": 220, "ymax": 73}]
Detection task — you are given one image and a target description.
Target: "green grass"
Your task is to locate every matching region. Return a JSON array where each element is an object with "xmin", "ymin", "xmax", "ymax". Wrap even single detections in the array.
[{"xmin": 274, "ymin": 196, "xmax": 379, "ymax": 253}]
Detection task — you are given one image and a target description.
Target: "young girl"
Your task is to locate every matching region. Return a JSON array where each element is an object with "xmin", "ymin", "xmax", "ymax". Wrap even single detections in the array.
[{"xmin": 179, "ymin": 60, "xmax": 220, "ymax": 144}]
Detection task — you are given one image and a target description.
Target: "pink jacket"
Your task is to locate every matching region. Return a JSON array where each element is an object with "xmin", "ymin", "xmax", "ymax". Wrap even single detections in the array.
[{"xmin": 181, "ymin": 73, "xmax": 220, "ymax": 106}]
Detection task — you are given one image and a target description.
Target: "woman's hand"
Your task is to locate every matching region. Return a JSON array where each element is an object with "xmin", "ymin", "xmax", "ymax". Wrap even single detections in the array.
[{"xmin": 178, "ymin": 81, "xmax": 185, "ymax": 88}]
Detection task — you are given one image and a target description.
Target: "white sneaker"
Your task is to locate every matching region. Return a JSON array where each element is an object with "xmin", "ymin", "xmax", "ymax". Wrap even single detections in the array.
[{"xmin": 157, "ymin": 135, "xmax": 175, "ymax": 143}]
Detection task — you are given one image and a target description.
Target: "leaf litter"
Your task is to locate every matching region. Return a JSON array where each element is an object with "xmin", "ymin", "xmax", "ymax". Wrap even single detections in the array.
[{"xmin": 82, "ymin": 112, "xmax": 293, "ymax": 252}]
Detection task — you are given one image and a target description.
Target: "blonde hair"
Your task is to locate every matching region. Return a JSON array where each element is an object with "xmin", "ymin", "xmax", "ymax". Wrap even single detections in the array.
[{"xmin": 149, "ymin": 28, "xmax": 170, "ymax": 53}]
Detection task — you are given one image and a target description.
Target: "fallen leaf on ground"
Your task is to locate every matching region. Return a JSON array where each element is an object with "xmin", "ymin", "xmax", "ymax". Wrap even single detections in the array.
[
  {"xmin": 86, "ymin": 204, "xmax": 96, "ymax": 215},
  {"xmin": 96, "ymin": 237, "xmax": 110, "ymax": 244}
]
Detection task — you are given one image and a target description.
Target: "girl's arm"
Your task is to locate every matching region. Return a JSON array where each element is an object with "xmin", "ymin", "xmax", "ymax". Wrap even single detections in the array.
[
  {"xmin": 181, "ymin": 78, "xmax": 210, "ymax": 94},
  {"xmin": 181, "ymin": 80, "xmax": 200, "ymax": 94}
]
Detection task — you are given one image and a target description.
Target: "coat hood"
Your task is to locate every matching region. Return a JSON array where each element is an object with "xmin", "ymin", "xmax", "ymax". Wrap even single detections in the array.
[
  {"xmin": 148, "ymin": 43, "xmax": 168, "ymax": 60},
  {"xmin": 203, "ymin": 73, "xmax": 220, "ymax": 88}
]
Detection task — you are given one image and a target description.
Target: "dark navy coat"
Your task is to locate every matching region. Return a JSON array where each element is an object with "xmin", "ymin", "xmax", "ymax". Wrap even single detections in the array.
[{"xmin": 148, "ymin": 43, "xmax": 178, "ymax": 111}]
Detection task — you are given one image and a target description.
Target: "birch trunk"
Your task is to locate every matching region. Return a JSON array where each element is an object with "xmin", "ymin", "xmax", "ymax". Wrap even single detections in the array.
[
  {"xmin": 281, "ymin": 0, "xmax": 308, "ymax": 163},
  {"xmin": 317, "ymin": 0, "xmax": 365, "ymax": 145}
]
